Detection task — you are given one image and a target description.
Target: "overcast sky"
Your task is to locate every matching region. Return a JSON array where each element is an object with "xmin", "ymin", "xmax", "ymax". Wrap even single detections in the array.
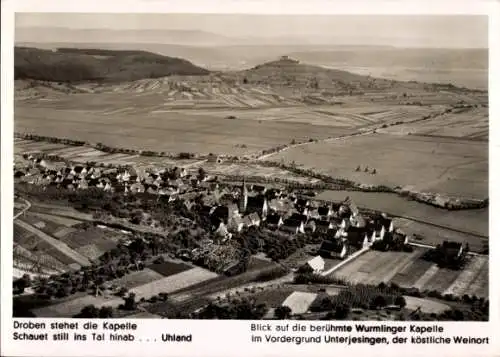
[{"xmin": 15, "ymin": 13, "xmax": 488, "ymax": 48}]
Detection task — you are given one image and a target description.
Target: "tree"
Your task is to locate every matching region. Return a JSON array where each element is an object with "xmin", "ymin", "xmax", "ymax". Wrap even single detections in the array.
[
  {"xmin": 124, "ymin": 292, "xmax": 137, "ymax": 310},
  {"xmin": 197, "ymin": 167, "xmax": 207, "ymax": 181},
  {"xmin": 99, "ymin": 306, "xmax": 114, "ymax": 318},
  {"xmin": 395, "ymin": 296, "xmax": 407, "ymax": 309},
  {"xmin": 334, "ymin": 304, "xmax": 351, "ymax": 319},
  {"xmin": 274, "ymin": 306, "xmax": 292, "ymax": 320},
  {"xmin": 371, "ymin": 295, "xmax": 387, "ymax": 310},
  {"xmin": 75, "ymin": 305, "xmax": 99, "ymax": 318}
]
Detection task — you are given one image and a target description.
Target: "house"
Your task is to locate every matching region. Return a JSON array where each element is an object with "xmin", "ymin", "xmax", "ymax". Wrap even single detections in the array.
[
  {"xmin": 305, "ymin": 220, "xmax": 316, "ymax": 233},
  {"xmin": 306, "ymin": 207, "xmax": 321, "ymax": 220},
  {"xmin": 228, "ymin": 215, "xmax": 245, "ymax": 233},
  {"xmin": 289, "ymin": 213, "xmax": 308, "ymax": 224},
  {"xmin": 315, "ymin": 220, "xmax": 335, "ymax": 235},
  {"xmin": 244, "ymin": 213, "xmax": 261, "ymax": 228},
  {"xmin": 266, "ymin": 214, "xmax": 284, "ymax": 229},
  {"xmin": 318, "ymin": 204, "xmax": 333, "ymax": 218},
  {"xmin": 441, "ymin": 241, "xmax": 464, "ymax": 260},
  {"xmin": 210, "ymin": 206, "xmax": 230, "ymax": 226},
  {"xmin": 248, "ymin": 212, "xmax": 261, "ymax": 227},
  {"xmin": 303, "ymin": 256, "xmax": 325, "ymax": 273},
  {"xmin": 129, "ymin": 183, "xmax": 145, "ymax": 194},
  {"xmin": 252, "ymin": 185, "xmax": 267, "ymax": 194},
  {"xmin": 345, "ymin": 226, "xmax": 369, "ymax": 250},
  {"xmin": 319, "ymin": 239, "xmax": 348, "ymax": 259},
  {"xmin": 281, "ymin": 219, "xmax": 305, "ymax": 235},
  {"xmin": 295, "ymin": 198, "xmax": 310, "ymax": 209},
  {"xmin": 246, "ymin": 195, "xmax": 268, "ymax": 218},
  {"xmin": 214, "ymin": 222, "xmax": 232, "ymax": 241}
]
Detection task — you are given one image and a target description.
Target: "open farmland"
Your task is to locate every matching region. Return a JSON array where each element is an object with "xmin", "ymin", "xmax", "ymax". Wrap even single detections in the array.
[
  {"xmin": 317, "ymin": 191, "xmax": 488, "ymax": 237},
  {"xmin": 129, "ymin": 267, "xmax": 219, "ymax": 301},
  {"xmin": 379, "ymin": 106, "xmax": 489, "ymax": 140},
  {"xmin": 147, "ymin": 260, "xmax": 193, "ymax": 277},
  {"xmin": 281, "ymin": 291, "xmax": 318, "ymax": 314},
  {"xmin": 333, "ymin": 247, "xmax": 489, "ymax": 299},
  {"xmin": 15, "ymin": 105, "xmax": 350, "ymax": 156},
  {"xmin": 14, "ymin": 220, "xmax": 91, "ymax": 268},
  {"xmin": 332, "ymin": 248, "xmax": 426, "ymax": 285},
  {"xmin": 271, "ymin": 133, "xmax": 487, "ymax": 199},
  {"xmin": 107, "ymin": 269, "xmax": 165, "ymax": 289},
  {"xmin": 403, "ymin": 296, "xmax": 451, "ymax": 314},
  {"xmin": 393, "ymin": 218, "xmax": 487, "ymax": 253},
  {"xmin": 32, "ymin": 294, "xmax": 122, "ymax": 318}
]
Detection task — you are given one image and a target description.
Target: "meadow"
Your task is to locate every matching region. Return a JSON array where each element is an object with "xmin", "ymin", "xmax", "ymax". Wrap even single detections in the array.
[
  {"xmin": 15, "ymin": 104, "xmax": 349, "ymax": 156},
  {"xmin": 331, "ymin": 249, "xmax": 489, "ymax": 299},
  {"xmin": 277, "ymin": 133, "xmax": 488, "ymax": 200}
]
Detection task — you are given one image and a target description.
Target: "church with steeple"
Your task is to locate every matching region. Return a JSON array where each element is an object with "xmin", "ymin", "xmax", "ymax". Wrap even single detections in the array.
[{"xmin": 238, "ymin": 179, "xmax": 248, "ymax": 214}]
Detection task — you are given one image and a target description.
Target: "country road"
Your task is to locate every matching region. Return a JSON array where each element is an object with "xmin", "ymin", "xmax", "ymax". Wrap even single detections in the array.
[
  {"xmin": 14, "ymin": 219, "xmax": 91, "ymax": 267},
  {"xmin": 14, "ymin": 197, "xmax": 31, "ymax": 220}
]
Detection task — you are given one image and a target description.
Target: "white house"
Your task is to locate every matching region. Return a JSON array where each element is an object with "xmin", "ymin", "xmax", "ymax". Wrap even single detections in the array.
[{"xmin": 305, "ymin": 256, "xmax": 325, "ymax": 273}]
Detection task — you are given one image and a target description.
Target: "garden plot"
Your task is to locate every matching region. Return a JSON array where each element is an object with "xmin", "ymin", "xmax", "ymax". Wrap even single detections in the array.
[
  {"xmin": 28, "ymin": 212, "xmax": 81, "ymax": 227},
  {"xmin": 442, "ymin": 255, "xmax": 488, "ymax": 297},
  {"xmin": 147, "ymin": 260, "xmax": 193, "ymax": 277},
  {"xmin": 108, "ymin": 269, "xmax": 165, "ymax": 290},
  {"xmin": 130, "ymin": 267, "xmax": 219, "ymax": 301},
  {"xmin": 403, "ymin": 296, "xmax": 451, "ymax": 314},
  {"xmin": 282, "ymin": 291, "xmax": 318, "ymax": 315},
  {"xmin": 32, "ymin": 294, "xmax": 122, "ymax": 318},
  {"xmin": 75, "ymin": 244, "xmax": 106, "ymax": 262},
  {"xmin": 250, "ymin": 287, "xmax": 296, "ymax": 307},
  {"xmin": 390, "ymin": 259, "xmax": 434, "ymax": 288},
  {"xmin": 272, "ymin": 133, "xmax": 487, "ymax": 200},
  {"xmin": 419, "ymin": 268, "xmax": 462, "ymax": 294},
  {"xmin": 332, "ymin": 248, "xmax": 426, "ymax": 285}
]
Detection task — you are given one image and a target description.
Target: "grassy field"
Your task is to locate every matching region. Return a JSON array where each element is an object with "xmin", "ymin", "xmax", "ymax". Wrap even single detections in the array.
[
  {"xmin": 250, "ymin": 287, "xmax": 296, "ymax": 307},
  {"xmin": 330, "ymin": 248, "xmax": 488, "ymax": 299},
  {"xmin": 15, "ymin": 105, "xmax": 350, "ymax": 156},
  {"xmin": 147, "ymin": 260, "xmax": 193, "ymax": 277},
  {"xmin": 32, "ymin": 294, "xmax": 122, "ymax": 318},
  {"xmin": 317, "ymin": 190, "xmax": 488, "ymax": 237},
  {"xmin": 402, "ymin": 296, "xmax": 450, "ymax": 314},
  {"xmin": 332, "ymin": 248, "xmax": 426, "ymax": 285},
  {"xmin": 379, "ymin": 106, "xmax": 488, "ymax": 140},
  {"xmin": 272, "ymin": 133, "xmax": 487, "ymax": 200},
  {"xmin": 129, "ymin": 267, "xmax": 219, "ymax": 301},
  {"xmin": 394, "ymin": 218, "xmax": 487, "ymax": 253},
  {"xmin": 108, "ymin": 268, "xmax": 165, "ymax": 289},
  {"xmin": 281, "ymin": 291, "xmax": 318, "ymax": 314}
]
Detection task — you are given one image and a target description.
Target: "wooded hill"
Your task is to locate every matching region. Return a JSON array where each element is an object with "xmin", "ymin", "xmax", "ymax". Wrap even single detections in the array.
[{"xmin": 14, "ymin": 47, "xmax": 210, "ymax": 83}]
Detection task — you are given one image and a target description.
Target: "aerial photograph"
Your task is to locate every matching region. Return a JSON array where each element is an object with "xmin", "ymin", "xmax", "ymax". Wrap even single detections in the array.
[{"xmin": 12, "ymin": 13, "xmax": 488, "ymax": 321}]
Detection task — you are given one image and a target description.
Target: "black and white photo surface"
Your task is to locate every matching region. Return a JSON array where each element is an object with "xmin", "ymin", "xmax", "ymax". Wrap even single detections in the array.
[{"xmin": 11, "ymin": 12, "xmax": 489, "ymax": 321}]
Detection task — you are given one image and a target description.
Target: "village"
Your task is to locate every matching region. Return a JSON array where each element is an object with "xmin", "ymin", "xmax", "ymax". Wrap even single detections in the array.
[{"xmin": 14, "ymin": 150, "xmax": 473, "ymax": 288}]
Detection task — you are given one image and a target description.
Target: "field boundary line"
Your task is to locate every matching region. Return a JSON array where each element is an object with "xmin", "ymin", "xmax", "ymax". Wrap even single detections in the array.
[{"xmin": 320, "ymin": 247, "xmax": 369, "ymax": 276}]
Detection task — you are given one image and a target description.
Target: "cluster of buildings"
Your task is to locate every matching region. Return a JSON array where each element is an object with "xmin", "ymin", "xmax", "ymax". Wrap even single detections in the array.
[
  {"xmin": 14, "ymin": 155, "xmax": 216, "ymax": 199},
  {"xmin": 15, "ymin": 155, "xmax": 412, "ymax": 268}
]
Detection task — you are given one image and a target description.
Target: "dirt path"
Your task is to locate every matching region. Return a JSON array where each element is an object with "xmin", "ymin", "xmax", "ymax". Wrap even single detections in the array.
[{"xmin": 14, "ymin": 219, "xmax": 91, "ymax": 267}]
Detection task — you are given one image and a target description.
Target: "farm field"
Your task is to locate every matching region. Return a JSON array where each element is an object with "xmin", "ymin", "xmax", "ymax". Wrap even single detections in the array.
[
  {"xmin": 332, "ymin": 248, "xmax": 489, "ymax": 299},
  {"xmin": 107, "ymin": 269, "xmax": 165, "ymax": 290},
  {"xmin": 129, "ymin": 267, "xmax": 219, "ymax": 301},
  {"xmin": 403, "ymin": 296, "xmax": 451, "ymax": 314},
  {"xmin": 147, "ymin": 260, "xmax": 193, "ymax": 277},
  {"xmin": 15, "ymin": 105, "xmax": 351, "ymax": 156},
  {"xmin": 271, "ymin": 133, "xmax": 487, "ymax": 200},
  {"xmin": 14, "ymin": 220, "xmax": 91, "ymax": 268},
  {"xmin": 32, "ymin": 294, "xmax": 122, "ymax": 318},
  {"xmin": 281, "ymin": 291, "xmax": 318, "ymax": 314},
  {"xmin": 317, "ymin": 190, "xmax": 488, "ymax": 237},
  {"xmin": 393, "ymin": 218, "xmax": 487, "ymax": 253},
  {"xmin": 206, "ymin": 162, "xmax": 321, "ymax": 184},
  {"xmin": 332, "ymin": 248, "xmax": 426, "ymax": 285},
  {"xmin": 378, "ymin": 106, "xmax": 488, "ymax": 140}
]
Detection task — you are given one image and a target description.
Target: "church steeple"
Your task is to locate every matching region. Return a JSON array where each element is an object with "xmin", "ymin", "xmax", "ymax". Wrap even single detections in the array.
[{"xmin": 238, "ymin": 178, "xmax": 248, "ymax": 214}]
